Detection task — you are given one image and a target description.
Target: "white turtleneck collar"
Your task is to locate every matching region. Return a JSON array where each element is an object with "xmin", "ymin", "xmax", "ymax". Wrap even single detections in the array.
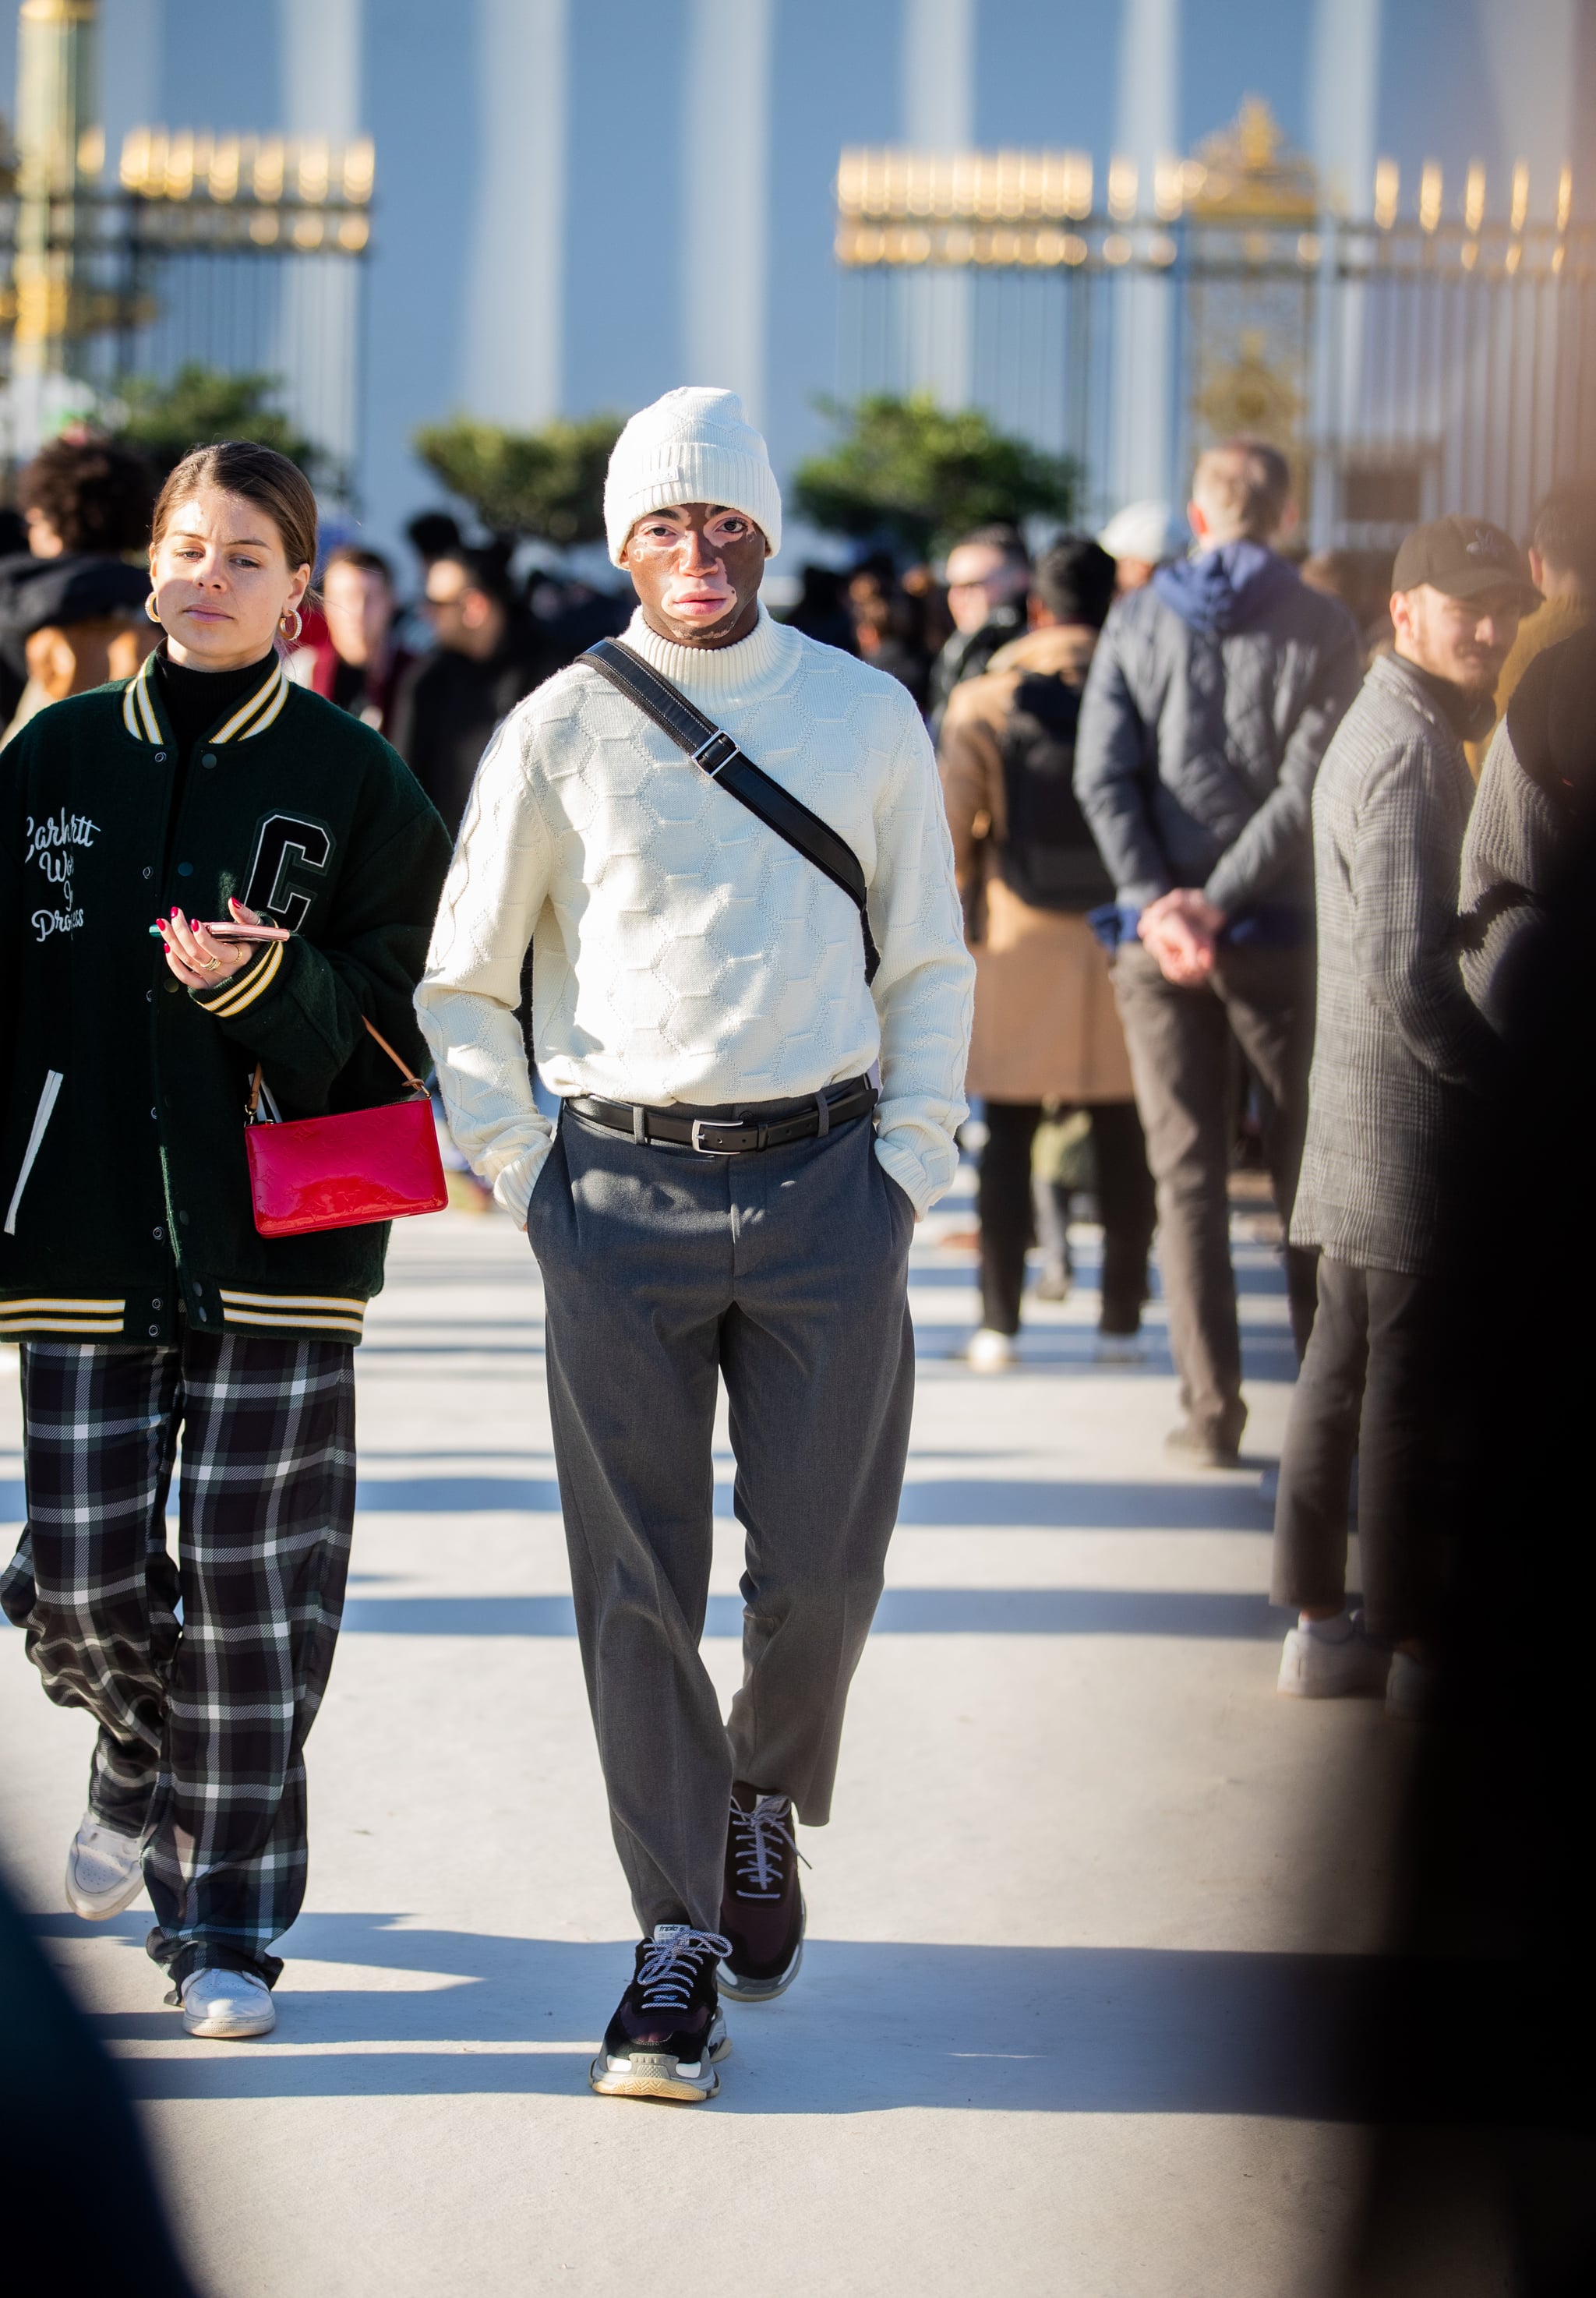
[{"xmin": 622, "ymin": 600, "xmax": 798, "ymax": 708}]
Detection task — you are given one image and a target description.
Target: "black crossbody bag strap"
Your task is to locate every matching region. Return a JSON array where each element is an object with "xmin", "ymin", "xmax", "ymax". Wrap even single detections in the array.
[{"xmin": 583, "ymin": 636, "xmax": 881, "ymax": 985}]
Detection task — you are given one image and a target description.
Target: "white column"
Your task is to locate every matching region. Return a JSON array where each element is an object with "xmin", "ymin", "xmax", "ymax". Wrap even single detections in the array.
[
  {"xmin": 681, "ymin": 0, "xmax": 773, "ymax": 425},
  {"xmin": 1307, "ymin": 0, "xmax": 1382, "ymax": 542},
  {"xmin": 1108, "ymin": 0, "xmax": 1180, "ymax": 511},
  {"xmin": 97, "ymin": 0, "xmax": 161, "ymax": 169},
  {"xmin": 278, "ymin": 0, "xmax": 362, "ymax": 478},
  {"xmin": 899, "ymin": 0, "xmax": 975, "ymax": 411},
  {"xmin": 1308, "ymin": 0, "xmax": 1381, "ymax": 219},
  {"xmin": 462, "ymin": 0, "xmax": 568, "ymax": 428}
]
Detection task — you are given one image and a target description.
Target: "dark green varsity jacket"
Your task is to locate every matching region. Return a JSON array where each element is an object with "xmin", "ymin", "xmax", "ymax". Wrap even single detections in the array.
[{"xmin": 0, "ymin": 651, "xmax": 451, "ymax": 1345}]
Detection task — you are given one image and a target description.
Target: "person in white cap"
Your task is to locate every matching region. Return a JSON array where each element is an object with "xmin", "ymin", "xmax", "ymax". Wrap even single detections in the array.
[
  {"xmin": 416, "ymin": 387, "xmax": 973, "ymax": 2105},
  {"xmin": 1096, "ymin": 500, "xmax": 1186, "ymax": 595}
]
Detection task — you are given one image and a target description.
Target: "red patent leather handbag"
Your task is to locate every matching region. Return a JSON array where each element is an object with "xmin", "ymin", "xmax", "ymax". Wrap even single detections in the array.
[{"xmin": 244, "ymin": 1018, "xmax": 448, "ymax": 1237}]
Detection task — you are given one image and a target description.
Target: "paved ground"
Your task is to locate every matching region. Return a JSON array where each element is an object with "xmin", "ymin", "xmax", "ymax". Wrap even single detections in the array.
[{"xmin": 1, "ymin": 1165, "xmax": 1417, "ymax": 2298}]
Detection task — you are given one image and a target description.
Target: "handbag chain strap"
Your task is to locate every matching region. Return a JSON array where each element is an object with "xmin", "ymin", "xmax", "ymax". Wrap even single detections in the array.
[{"xmin": 247, "ymin": 1016, "xmax": 425, "ymax": 1124}]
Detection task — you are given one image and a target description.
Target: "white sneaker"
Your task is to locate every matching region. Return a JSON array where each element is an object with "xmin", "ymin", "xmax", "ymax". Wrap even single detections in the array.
[
  {"xmin": 1385, "ymin": 1650, "xmax": 1434, "ymax": 1720},
  {"xmin": 966, "ymin": 1328, "xmax": 1015, "ymax": 1372},
  {"xmin": 65, "ymin": 1815, "xmax": 146, "ymax": 1920},
  {"xmin": 180, "ymin": 1966, "xmax": 276, "ymax": 2039},
  {"xmin": 1095, "ymin": 1332, "xmax": 1145, "ymax": 1363},
  {"xmin": 1276, "ymin": 1611, "xmax": 1391, "ymax": 1699}
]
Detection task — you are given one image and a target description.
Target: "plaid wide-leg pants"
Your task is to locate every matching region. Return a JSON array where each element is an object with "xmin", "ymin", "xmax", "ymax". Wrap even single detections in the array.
[{"xmin": 0, "ymin": 1332, "xmax": 355, "ymax": 1987}]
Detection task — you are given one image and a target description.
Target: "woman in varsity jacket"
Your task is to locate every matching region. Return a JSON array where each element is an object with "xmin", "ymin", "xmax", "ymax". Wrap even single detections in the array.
[{"xmin": 0, "ymin": 442, "xmax": 449, "ymax": 2039}]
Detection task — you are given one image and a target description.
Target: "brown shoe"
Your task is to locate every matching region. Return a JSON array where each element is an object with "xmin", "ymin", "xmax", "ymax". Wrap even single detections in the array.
[
  {"xmin": 718, "ymin": 1785, "xmax": 807, "ymax": 2003},
  {"xmin": 1164, "ymin": 1417, "xmax": 1245, "ymax": 1470}
]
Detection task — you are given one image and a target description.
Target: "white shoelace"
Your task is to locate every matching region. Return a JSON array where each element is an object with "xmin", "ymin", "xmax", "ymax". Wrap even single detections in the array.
[
  {"xmin": 728, "ymin": 1795, "xmax": 810, "ymax": 1901},
  {"xmin": 635, "ymin": 1930, "xmax": 732, "ymax": 2014}
]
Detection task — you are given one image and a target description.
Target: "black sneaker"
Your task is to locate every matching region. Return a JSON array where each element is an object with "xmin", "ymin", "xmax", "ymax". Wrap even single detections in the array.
[
  {"xmin": 719, "ymin": 1786, "xmax": 807, "ymax": 2003},
  {"xmin": 588, "ymin": 1926, "xmax": 733, "ymax": 2104}
]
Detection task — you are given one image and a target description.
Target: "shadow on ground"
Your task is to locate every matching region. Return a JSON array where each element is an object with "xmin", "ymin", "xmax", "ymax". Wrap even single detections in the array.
[
  {"xmin": 337, "ymin": 1588, "xmax": 1283, "ymax": 1638},
  {"xmin": 42, "ymin": 1917, "xmax": 1367, "ymax": 2118},
  {"xmin": 343, "ymin": 1475, "xmax": 1273, "ymax": 1530}
]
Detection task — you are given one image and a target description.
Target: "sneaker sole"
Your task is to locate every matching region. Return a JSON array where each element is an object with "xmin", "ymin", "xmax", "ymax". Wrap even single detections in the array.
[
  {"xmin": 182, "ymin": 2006, "xmax": 276, "ymax": 2039},
  {"xmin": 65, "ymin": 1852, "xmax": 147, "ymax": 1922},
  {"xmin": 588, "ymin": 2035, "xmax": 730, "ymax": 2105},
  {"xmin": 718, "ymin": 1931, "xmax": 804, "ymax": 2003}
]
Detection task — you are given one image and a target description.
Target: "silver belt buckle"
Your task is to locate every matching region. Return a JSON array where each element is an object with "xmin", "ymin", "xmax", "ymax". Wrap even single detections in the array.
[{"xmin": 690, "ymin": 1114, "xmax": 743, "ymax": 1155}]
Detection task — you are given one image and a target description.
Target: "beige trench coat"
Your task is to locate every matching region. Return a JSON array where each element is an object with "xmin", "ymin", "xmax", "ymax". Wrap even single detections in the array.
[{"xmin": 938, "ymin": 625, "xmax": 1135, "ymax": 1105}]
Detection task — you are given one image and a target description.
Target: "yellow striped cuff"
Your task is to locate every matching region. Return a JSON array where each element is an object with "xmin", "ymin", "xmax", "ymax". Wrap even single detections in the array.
[{"xmin": 200, "ymin": 938, "xmax": 284, "ymax": 1018}]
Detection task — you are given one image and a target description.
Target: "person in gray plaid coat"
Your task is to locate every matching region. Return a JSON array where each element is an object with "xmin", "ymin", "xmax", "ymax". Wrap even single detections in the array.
[{"xmin": 1272, "ymin": 517, "xmax": 1537, "ymax": 1712}]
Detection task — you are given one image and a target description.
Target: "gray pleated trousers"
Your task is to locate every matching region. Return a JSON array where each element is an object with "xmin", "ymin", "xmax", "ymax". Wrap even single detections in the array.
[{"xmin": 527, "ymin": 1105, "xmax": 916, "ymax": 1934}]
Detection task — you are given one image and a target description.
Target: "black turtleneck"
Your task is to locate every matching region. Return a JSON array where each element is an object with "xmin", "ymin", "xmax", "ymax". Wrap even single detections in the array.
[
  {"xmin": 153, "ymin": 647, "xmax": 277, "ymax": 879},
  {"xmin": 155, "ymin": 646, "xmax": 277, "ymax": 764}
]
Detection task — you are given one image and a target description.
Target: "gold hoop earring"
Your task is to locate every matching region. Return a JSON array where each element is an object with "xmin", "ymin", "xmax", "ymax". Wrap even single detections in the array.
[
  {"xmin": 279, "ymin": 607, "xmax": 303, "ymax": 644},
  {"xmin": 144, "ymin": 593, "xmax": 162, "ymax": 625}
]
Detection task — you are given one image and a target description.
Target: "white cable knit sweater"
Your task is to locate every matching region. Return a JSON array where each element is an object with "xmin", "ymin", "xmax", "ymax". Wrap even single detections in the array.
[{"xmin": 415, "ymin": 605, "xmax": 974, "ymax": 1221}]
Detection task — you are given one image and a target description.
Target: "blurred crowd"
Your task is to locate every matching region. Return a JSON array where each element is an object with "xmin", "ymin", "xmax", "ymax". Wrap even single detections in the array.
[{"xmin": 0, "ymin": 442, "xmax": 630, "ymax": 845}]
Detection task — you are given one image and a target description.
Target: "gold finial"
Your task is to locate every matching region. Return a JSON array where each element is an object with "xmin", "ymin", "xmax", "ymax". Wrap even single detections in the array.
[{"xmin": 1189, "ymin": 96, "xmax": 1316, "ymax": 220}]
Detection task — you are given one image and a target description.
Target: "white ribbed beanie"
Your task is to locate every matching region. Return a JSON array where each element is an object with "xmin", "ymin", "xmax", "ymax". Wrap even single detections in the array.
[{"xmin": 604, "ymin": 387, "xmax": 782, "ymax": 567}]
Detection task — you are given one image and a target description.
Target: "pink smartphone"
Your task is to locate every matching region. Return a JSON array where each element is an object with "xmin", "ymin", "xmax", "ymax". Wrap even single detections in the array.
[{"xmin": 202, "ymin": 923, "xmax": 291, "ymax": 941}]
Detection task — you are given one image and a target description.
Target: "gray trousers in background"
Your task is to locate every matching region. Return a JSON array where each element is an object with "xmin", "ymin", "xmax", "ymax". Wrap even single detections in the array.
[
  {"xmin": 1270, "ymin": 1255, "xmax": 1444, "ymax": 1645},
  {"xmin": 527, "ymin": 1107, "xmax": 916, "ymax": 1934},
  {"xmin": 1112, "ymin": 941, "xmax": 1318, "ymax": 1446}
]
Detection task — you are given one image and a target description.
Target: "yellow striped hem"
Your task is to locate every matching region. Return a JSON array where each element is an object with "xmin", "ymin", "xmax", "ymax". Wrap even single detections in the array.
[
  {"xmin": 0, "ymin": 1315, "xmax": 127, "ymax": 1336},
  {"xmin": 2, "ymin": 1296, "xmax": 126, "ymax": 1313},
  {"xmin": 203, "ymin": 939, "xmax": 283, "ymax": 1016}
]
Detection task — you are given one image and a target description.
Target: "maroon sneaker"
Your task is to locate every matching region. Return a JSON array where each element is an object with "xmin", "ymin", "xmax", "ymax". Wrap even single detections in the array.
[{"xmin": 718, "ymin": 1785, "xmax": 807, "ymax": 2003}]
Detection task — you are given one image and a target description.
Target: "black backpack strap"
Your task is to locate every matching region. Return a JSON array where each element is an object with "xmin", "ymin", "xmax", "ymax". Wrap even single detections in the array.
[{"xmin": 583, "ymin": 637, "xmax": 880, "ymax": 985}]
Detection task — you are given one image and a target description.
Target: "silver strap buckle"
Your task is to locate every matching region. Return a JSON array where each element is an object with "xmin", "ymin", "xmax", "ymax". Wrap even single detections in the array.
[
  {"xmin": 690, "ymin": 730, "xmax": 739, "ymax": 778},
  {"xmin": 690, "ymin": 1115, "xmax": 745, "ymax": 1155}
]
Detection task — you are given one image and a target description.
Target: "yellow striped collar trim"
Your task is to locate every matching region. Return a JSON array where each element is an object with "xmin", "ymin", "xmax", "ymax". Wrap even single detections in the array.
[
  {"xmin": 122, "ymin": 653, "xmax": 163, "ymax": 743},
  {"xmin": 214, "ymin": 658, "xmax": 291, "ymax": 743},
  {"xmin": 120, "ymin": 651, "xmax": 290, "ymax": 748}
]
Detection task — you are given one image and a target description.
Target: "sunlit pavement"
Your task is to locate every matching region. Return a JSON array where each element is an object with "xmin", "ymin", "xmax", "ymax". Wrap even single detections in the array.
[{"xmin": 2, "ymin": 1164, "xmax": 1408, "ymax": 2298}]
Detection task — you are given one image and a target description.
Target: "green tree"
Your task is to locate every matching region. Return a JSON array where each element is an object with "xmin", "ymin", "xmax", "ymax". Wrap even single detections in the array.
[
  {"xmin": 412, "ymin": 412, "xmax": 625, "ymax": 548},
  {"xmin": 108, "ymin": 363, "xmax": 327, "ymax": 483},
  {"xmin": 793, "ymin": 393, "xmax": 1079, "ymax": 559}
]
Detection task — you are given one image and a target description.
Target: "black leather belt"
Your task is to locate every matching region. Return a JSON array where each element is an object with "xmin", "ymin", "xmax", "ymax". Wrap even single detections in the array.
[{"xmin": 567, "ymin": 1077, "xmax": 877, "ymax": 1156}]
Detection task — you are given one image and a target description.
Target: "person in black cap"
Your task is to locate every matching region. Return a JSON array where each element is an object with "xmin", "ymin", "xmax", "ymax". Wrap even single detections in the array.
[
  {"xmin": 0, "ymin": 436, "xmax": 156, "ymax": 736},
  {"xmin": 0, "ymin": 554, "xmax": 154, "ymax": 748},
  {"xmin": 1271, "ymin": 515, "xmax": 1539, "ymax": 1714}
]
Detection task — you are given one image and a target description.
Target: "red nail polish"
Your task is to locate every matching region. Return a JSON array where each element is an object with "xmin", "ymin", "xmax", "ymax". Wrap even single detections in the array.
[{"xmin": 170, "ymin": 908, "xmax": 180, "ymax": 920}]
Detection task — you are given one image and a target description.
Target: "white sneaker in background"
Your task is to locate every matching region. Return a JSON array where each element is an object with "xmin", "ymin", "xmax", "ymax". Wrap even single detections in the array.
[
  {"xmin": 1276, "ymin": 1609, "xmax": 1391, "ymax": 1699},
  {"xmin": 1095, "ymin": 1332, "xmax": 1145, "ymax": 1363},
  {"xmin": 966, "ymin": 1328, "xmax": 1015, "ymax": 1373},
  {"xmin": 180, "ymin": 1966, "xmax": 276, "ymax": 2039},
  {"xmin": 1385, "ymin": 1650, "xmax": 1435, "ymax": 1720},
  {"xmin": 64, "ymin": 1815, "xmax": 146, "ymax": 1920}
]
